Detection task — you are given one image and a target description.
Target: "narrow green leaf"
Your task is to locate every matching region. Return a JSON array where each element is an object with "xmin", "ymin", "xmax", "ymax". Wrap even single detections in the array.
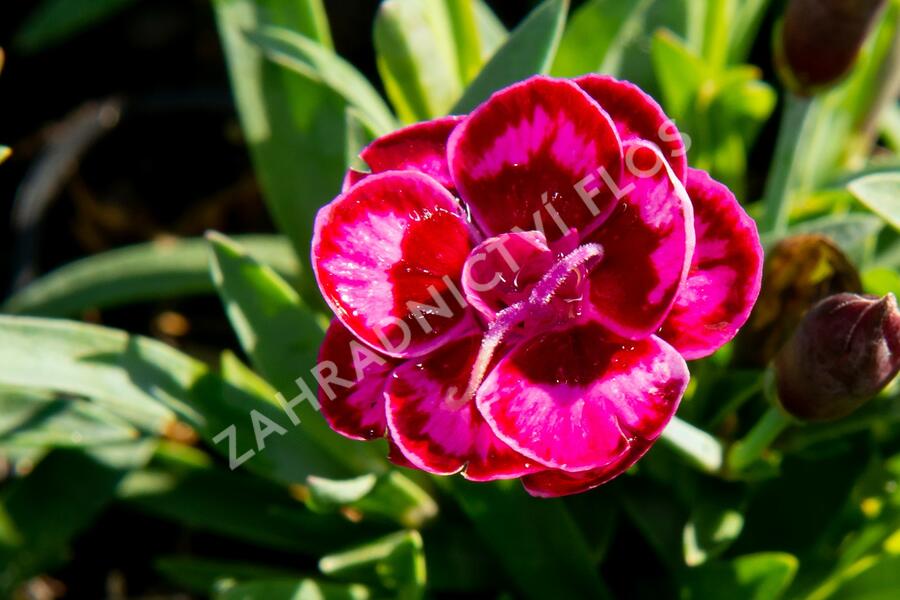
[
  {"xmin": 216, "ymin": 350, "xmax": 350, "ymax": 481},
  {"xmin": 345, "ymin": 108, "xmax": 377, "ymax": 171},
  {"xmin": 704, "ymin": 69, "xmax": 776, "ymax": 193},
  {"xmin": 765, "ymin": 213, "xmax": 884, "ymax": 267},
  {"xmin": 659, "ymin": 416, "xmax": 724, "ymax": 474},
  {"xmin": 0, "ymin": 316, "xmax": 184, "ymax": 433},
  {"xmin": 3, "ymin": 235, "xmax": 298, "ymax": 317},
  {"xmin": 551, "ymin": 0, "xmax": 653, "ymax": 78},
  {"xmin": 849, "ymin": 172, "xmax": 900, "ymax": 231},
  {"xmin": 472, "ymin": 0, "xmax": 508, "ymax": 56},
  {"xmin": 374, "ymin": 0, "xmax": 461, "ymax": 122},
  {"xmin": 320, "ymin": 531, "xmax": 426, "ymax": 600},
  {"xmin": 156, "ymin": 557, "xmax": 299, "ymax": 596},
  {"xmin": 215, "ymin": 578, "xmax": 372, "ymax": 600},
  {"xmin": 207, "ymin": 232, "xmax": 384, "ymax": 474},
  {"xmin": 611, "ymin": 0, "xmax": 697, "ymax": 95},
  {"xmin": 445, "ymin": 0, "xmax": 484, "ymax": 83},
  {"xmin": 208, "ymin": 231, "xmax": 323, "ymax": 388},
  {"xmin": 306, "ymin": 471, "xmax": 438, "ymax": 529},
  {"xmin": 700, "ymin": 0, "xmax": 736, "ymax": 71},
  {"xmin": 0, "ymin": 315, "xmax": 348, "ymax": 483},
  {"xmin": 262, "ymin": 0, "xmax": 332, "ymax": 50},
  {"xmin": 681, "ymin": 553, "xmax": 798, "ymax": 600},
  {"xmin": 880, "ymin": 102, "xmax": 900, "ymax": 153},
  {"xmin": 727, "ymin": 0, "xmax": 773, "ymax": 64},
  {"xmin": 651, "ymin": 30, "xmax": 705, "ymax": 121},
  {"xmin": 15, "ymin": 0, "xmax": 138, "ymax": 52},
  {"xmin": 119, "ymin": 441, "xmax": 377, "ymax": 555},
  {"xmin": 444, "ymin": 478, "xmax": 612, "ymax": 600},
  {"xmin": 713, "ymin": 74, "xmax": 777, "ymax": 145},
  {"xmin": 306, "ymin": 474, "xmax": 378, "ymax": 508},
  {"xmin": 827, "ymin": 555, "xmax": 900, "ymax": 600},
  {"xmin": 0, "ymin": 387, "xmax": 138, "ymax": 449},
  {"xmin": 213, "ymin": 0, "xmax": 346, "ymax": 302},
  {"xmin": 247, "ymin": 26, "xmax": 396, "ymax": 135},
  {"xmin": 452, "ymin": 0, "xmax": 569, "ymax": 113}
]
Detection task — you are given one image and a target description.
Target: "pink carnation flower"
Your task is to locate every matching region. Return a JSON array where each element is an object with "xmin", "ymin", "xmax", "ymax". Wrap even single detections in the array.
[{"xmin": 311, "ymin": 75, "xmax": 763, "ymax": 497}]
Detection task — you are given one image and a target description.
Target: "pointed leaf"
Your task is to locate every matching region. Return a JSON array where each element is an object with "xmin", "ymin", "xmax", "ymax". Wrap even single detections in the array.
[
  {"xmin": 306, "ymin": 472, "xmax": 438, "ymax": 529},
  {"xmin": 213, "ymin": 0, "xmax": 346, "ymax": 300},
  {"xmin": 0, "ymin": 315, "xmax": 348, "ymax": 482},
  {"xmin": 215, "ymin": 578, "xmax": 372, "ymax": 600},
  {"xmin": 3, "ymin": 235, "xmax": 297, "ymax": 317},
  {"xmin": 156, "ymin": 557, "xmax": 299, "ymax": 596},
  {"xmin": 452, "ymin": 0, "xmax": 568, "ymax": 113},
  {"xmin": 320, "ymin": 531, "xmax": 426, "ymax": 600},
  {"xmin": 849, "ymin": 172, "xmax": 900, "ymax": 232},
  {"xmin": 0, "ymin": 387, "xmax": 138, "ymax": 450},
  {"xmin": 247, "ymin": 26, "xmax": 396, "ymax": 135},
  {"xmin": 119, "ymin": 441, "xmax": 376, "ymax": 555},
  {"xmin": 651, "ymin": 29, "xmax": 705, "ymax": 121},
  {"xmin": 551, "ymin": 0, "xmax": 654, "ymax": 78},
  {"xmin": 207, "ymin": 232, "xmax": 384, "ymax": 474},
  {"xmin": 374, "ymin": 0, "xmax": 461, "ymax": 122},
  {"xmin": 681, "ymin": 553, "xmax": 798, "ymax": 600}
]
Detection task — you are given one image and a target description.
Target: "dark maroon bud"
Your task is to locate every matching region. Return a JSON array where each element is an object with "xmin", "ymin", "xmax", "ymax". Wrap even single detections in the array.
[
  {"xmin": 777, "ymin": 0, "xmax": 887, "ymax": 94},
  {"xmin": 733, "ymin": 234, "xmax": 861, "ymax": 367},
  {"xmin": 776, "ymin": 293, "xmax": 900, "ymax": 421}
]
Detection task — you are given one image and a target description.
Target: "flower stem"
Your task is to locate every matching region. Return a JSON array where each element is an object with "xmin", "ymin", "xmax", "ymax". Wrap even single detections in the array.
[
  {"xmin": 761, "ymin": 92, "xmax": 817, "ymax": 235},
  {"xmin": 659, "ymin": 416, "xmax": 725, "ymax": 474},
  {"xmin": 727, "ymin": 406, "xmax": 792, "ymax": 473}
]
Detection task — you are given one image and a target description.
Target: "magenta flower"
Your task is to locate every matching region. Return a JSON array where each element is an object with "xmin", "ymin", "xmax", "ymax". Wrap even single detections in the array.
[{"xmin": 311, "ymin": 75, "xmax": 763, "ymax": 497}]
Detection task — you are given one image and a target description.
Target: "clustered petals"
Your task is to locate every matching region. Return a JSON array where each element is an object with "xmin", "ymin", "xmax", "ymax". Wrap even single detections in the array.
[{"xmin": 311, "ymin": 75, "xmax": 763, "ymax": 497}]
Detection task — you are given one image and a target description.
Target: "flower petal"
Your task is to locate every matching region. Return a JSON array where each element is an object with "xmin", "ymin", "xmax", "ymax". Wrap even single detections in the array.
[
  {"xmin": 313, "ymin": 171, "xmax": 475, "ymax": 357},
  {"xmin": 317, "ymin": 319, "xmax": 397, "ymax": 440},
  {"xmin": 359, "ymin": 116, "xmax": 464, "ymax": 191},
  {"xmin": 477, "ymin": 321, "xmax": 689, "ymax": 472},
  {"xmin": 521, "ymin": 439, "xmax": 652, "ymax": 497},
  {"xmin": 584, "ymin": 141, "xmax": 695, "ymax": 339},
  {"xmin": 448, "ymin": 76, "xmax": 623, "ymax": 242},
  {"xmin": 341, "ymin": 168, "xmax": 368, "ymax": 192},
  {"xmin": 462, "ymin": 231, "xmax": 554, "ymax": 320},
  {"xmin": 576, "ymin": 74, "xmax": 687, "ymax": 183},
  {"xmin": 659, "ymin": 168, "xmax": 763, "ymax": 359},
  {"xmin": 386, "ymin": 334, "xmax": 540, "ymax": 480}
]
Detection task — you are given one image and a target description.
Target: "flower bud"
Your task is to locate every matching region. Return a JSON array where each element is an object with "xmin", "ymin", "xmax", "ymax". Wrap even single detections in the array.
[
  {"xmin": 734, "ymin": 234, "xmax": 861, "ymax": 367},
  {"xmin": 776, "ymin": 0, "xmax": 887, "ymax": 94},
  {"xmin": 775, "ymin": 293, "xmax": 900, "ymax": 421}
]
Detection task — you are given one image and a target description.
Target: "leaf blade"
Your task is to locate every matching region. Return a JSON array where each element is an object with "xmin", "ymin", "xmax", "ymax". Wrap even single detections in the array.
[
  {"xmin": 848, "ymin": 172, "xmax": 900, "ymax": 232},
  {"xmin": 452, "ymin": 0, "xmax": 569, "ymax": 113},
  {"xmin": 3, "ymin": 235, "xmax": 298, "ymax": 317},
  {"xmin": 207, "ymin": 232, "xmax": 385, "ymax": 474}
]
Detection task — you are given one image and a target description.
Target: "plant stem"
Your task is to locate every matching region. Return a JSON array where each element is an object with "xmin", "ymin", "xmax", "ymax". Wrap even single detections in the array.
[
  {"xmin": 761, "ymin": 92, "xmax": 817, "ymax": 235},
  {"xmin": 659, "ymin": 416, "xmax": 725, "ymax": 474},
  {"xmin": 727, "ymin": 406, "xmax": 792, "ymax": 472}
]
